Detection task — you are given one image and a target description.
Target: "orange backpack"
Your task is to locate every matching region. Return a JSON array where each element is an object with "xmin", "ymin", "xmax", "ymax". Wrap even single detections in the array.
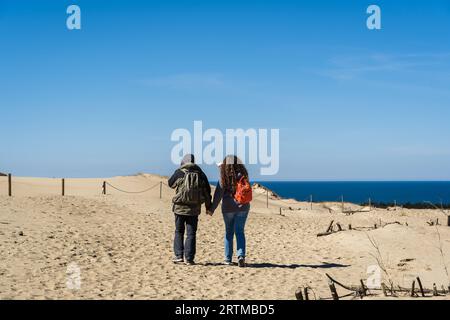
[{"xmin": 234, "ymin": 176, "xmax": 252, "ymax": 204}]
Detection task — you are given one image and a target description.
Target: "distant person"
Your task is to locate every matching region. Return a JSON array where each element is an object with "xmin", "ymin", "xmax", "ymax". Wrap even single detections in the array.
[
  {"xmin": 207, "ymin": 155, "xmax": 252, "ymax": 267},
  {"xmin": 168, "ymin": 154, "xmax": 212, "ymax": 265}
]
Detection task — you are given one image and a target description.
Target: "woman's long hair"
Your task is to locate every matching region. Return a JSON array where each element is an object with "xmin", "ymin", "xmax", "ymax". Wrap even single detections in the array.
[{"xmin": 220, "ymin": 155, "xmax": 249, "ymax": 194}]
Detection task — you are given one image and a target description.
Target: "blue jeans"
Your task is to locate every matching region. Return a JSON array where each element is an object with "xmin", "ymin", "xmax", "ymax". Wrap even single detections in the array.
[
  {"xmin": 174, "ymin": 214, "xmax": 198, "ymax": 262},
  {"xmin": 222, "ymin": 211, "xmax": 248, "ymax": 261}
]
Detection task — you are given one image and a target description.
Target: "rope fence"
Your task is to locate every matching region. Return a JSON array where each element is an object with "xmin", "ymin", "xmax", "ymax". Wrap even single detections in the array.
[
  {"xmin": 2, "ymin": 174, "xmax": 449, "ymax": 225},
  {"xmin": 104, "ymin": 181, "xmax": 161, "ymax": 194},
  {"xmin": 102, "ymin": 180, "xmax": 173, "ymax": 199},
  {"xmin": 2, "ymin": 176, "xmax": 78, "ymax": 197},
  {"xmin": 1, "ymin": 174, "xmax": 173, "ymax": 199}
]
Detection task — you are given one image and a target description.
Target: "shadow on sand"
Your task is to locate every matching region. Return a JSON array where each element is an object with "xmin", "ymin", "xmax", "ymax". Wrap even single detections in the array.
[
  {"xmin": 201, "ymin": 261, "xmax": 350, "ymax": 269},
  {"xmin": 246, "ymin": 262, "xmax": 350, "ymax": 269}
]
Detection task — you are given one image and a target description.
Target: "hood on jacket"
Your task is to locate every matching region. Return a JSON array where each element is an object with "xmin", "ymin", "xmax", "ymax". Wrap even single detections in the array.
[{"xmin": 181, "ymin": 154, "xmax": 195, "ymax": 166}]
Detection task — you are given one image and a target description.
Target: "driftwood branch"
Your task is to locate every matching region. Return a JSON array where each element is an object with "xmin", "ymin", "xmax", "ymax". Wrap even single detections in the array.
[
  {"xmin": 296, "ymin": 274, "xmax": 450, "ymax": 300},
  {"xmin": 343, "ymin": 207, "xmax": 371, "ymax": 215},
  {"xmin": 325, "ymin": 273, "xmax": 450, "ymax": 298},
  {"xmin": 328, "ymin": 280, "xmax": 339, "ymax": 300},
  {"xmin": 427, "ymin": 218, "xmax": 440, "ymax": 226},
  {"xmin": 326, "ymin": 273, "xmax": 361, "ymax": 292},
  {"xmin": 317, "ymin": 221, "xmax": 403, "ymax": 237}
]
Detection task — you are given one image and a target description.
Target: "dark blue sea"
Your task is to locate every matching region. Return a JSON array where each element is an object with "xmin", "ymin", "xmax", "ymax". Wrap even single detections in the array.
[{"xmin": 254, "ymin": 181, "xmax": 450, "ymax": 205}]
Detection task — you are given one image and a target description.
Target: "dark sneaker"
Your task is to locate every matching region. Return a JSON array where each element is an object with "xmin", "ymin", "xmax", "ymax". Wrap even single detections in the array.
[
  {"xmin": 172, "ymin": 257, "xmax": 184, "ymax": 264},
  {"xmin": 238, "ymin": 256, "xmax": 246, "ymax": 267},
  {"xmin": 185, "ymin": 260, "xmax": 195, "ymax": 266}
]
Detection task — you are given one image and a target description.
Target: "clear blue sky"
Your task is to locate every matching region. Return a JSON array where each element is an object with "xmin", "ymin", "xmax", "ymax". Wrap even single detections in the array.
[{"xmin": 1, "ymin": 0, "xmax": 450, "ymax": 180}]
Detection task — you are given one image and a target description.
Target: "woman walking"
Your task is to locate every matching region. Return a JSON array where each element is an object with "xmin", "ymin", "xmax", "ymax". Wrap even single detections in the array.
[{"xmin": 208, "ymin": 155, "xmax": 252, "ymax": 267}]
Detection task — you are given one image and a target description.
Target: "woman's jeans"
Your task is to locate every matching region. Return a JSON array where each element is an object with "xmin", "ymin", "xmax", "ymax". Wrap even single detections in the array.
[{"xmin": 222, "ymin": 211, "xmax": 249, "ymax": 261}]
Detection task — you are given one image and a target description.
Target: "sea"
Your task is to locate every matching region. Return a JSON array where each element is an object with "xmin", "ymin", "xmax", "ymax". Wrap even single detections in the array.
[{"xmin": 253, "ymin": 181, "xmax": 450, "ymax": 205}]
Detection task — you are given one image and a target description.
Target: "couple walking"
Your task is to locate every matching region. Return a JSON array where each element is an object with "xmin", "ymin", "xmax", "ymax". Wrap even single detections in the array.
[{"xmin": 168, "ymin": 154, "xmax": 252, "ymax": 267}]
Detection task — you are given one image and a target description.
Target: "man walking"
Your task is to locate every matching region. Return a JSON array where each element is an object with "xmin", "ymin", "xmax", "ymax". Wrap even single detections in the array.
[{"xmin": 168, "ymin": 154, "xmax": 212, "ymax": 265}]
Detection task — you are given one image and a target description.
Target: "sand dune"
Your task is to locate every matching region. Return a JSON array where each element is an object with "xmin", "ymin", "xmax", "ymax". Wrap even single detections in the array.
[{"xmin": 0, "ymin": 174, "xmax": 449, "ymax": 300}]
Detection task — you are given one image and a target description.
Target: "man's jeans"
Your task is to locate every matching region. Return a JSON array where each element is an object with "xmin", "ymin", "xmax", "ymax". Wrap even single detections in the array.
[
  {"xmin": 222, "ymin": 211, "xmax": 249, "ymax": 262},
  {"xmin": 174, "ymin": 214, "xmax": 198, "ymax": 262}
]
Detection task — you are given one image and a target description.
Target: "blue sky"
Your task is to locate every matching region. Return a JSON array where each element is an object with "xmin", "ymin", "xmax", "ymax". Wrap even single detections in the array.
[{"xmin": 1, "ymin": 0, "xmax": 450, "ymax": 180}]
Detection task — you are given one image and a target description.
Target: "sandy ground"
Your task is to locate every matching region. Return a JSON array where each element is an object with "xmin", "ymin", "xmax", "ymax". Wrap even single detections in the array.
[{"xmin": 0, "ymin": 174, "xmax": 449, "ymax": 300}]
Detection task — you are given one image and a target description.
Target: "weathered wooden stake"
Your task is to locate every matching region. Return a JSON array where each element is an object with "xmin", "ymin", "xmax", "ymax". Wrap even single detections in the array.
[
  {"xmin": 326, "ymin": 220, "xmax": 334, "ymax": 233},
  {"xmin": 341, "ymin": 195, "xmax": 344, "ymax": 212},
  {"xmin": 348, "ymin": 224, "xmax": 352, "ymax": 230},
  {"xmin": 304, "ymin": 287, "xmax": 309, "ymax": 300},
  {"xmin": 328, "ymin": 280, "xmax": 339, "ymax": 300},
  {"xmin": 160, "ymin": 181, "xmax": 162, "ymax": 199},
  {"xmin": 411, "ymin": 280, "xmax": 416, "ymax": 297},
  {"xmin": 447, "ymin": 215, "xmax": 450, "ymax": 227},
  {"xmin": 295, "ymin": 288, "xmax": 304, "ymax": 300},
  {"xmin": 62, "ymin": 178, "xmax": 65, "ymax": 196},
  {"xmin": 102, "ymin": 181, "xmax": 106, "ymax": 195},
  {"xmin": 8, "ymin": 173, "xmax": 12, "ymax": 197},
  {"xmin": 359, "ymin": 279, "xmax": 367, "ymax": 297},
  {"xmin": 416, "ymin": 277, "xmax": 425, "ymax": 297},
  {"xmin": 310, "ymin": 195, "xmax": 313, "ymax": 210},
  {"xmin": 266, "ymin": 190, "xmax": 269, "ymax": 208},
  {"xmin": 279, "ymin": 207, "xmax": 282, "ymax": 215}
]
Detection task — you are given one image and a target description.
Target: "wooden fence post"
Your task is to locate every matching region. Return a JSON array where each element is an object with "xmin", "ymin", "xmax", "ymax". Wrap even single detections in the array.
[
  {"xmin": 310, "ymin": 195, "xmax": 313, "ymax": 210},
  {"xmin": 447, "ymin": 215, "xmax": 450, "ymax": 227},
  {"xmin": 102, "ymin": 181, "xmax": 106, "ymax": 195},
  {"xmin": 8, "ymin": 173, "xmax": 12, "ymax": 197},
  {"xmin": 295, "ymin": 288, "xmax": 304, "ymax": 300},
  {"xmin": 410, "ymin": 280, "xmax": 416, "ymax": 297},
  {"xmin": 416, "ymin": 277, "xmax": 425, "ymax": 297},
  {"xmin": 62, "ymin": 178, "xmax": 65, "ymax": 196},
  {"xmin": 266, "ymin": 189, "xmax": 269, "ymax": 208},
  {"xmin": 341, "ymin": 195, "xmax": 344, "ymax": 212},
  {"xmin": 160, "ymin": 181, "xmax": 162, "ymax": 199},
  {"xmin": 304, "ymin": 287, "xmax": 309, "ymax": 300}
]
